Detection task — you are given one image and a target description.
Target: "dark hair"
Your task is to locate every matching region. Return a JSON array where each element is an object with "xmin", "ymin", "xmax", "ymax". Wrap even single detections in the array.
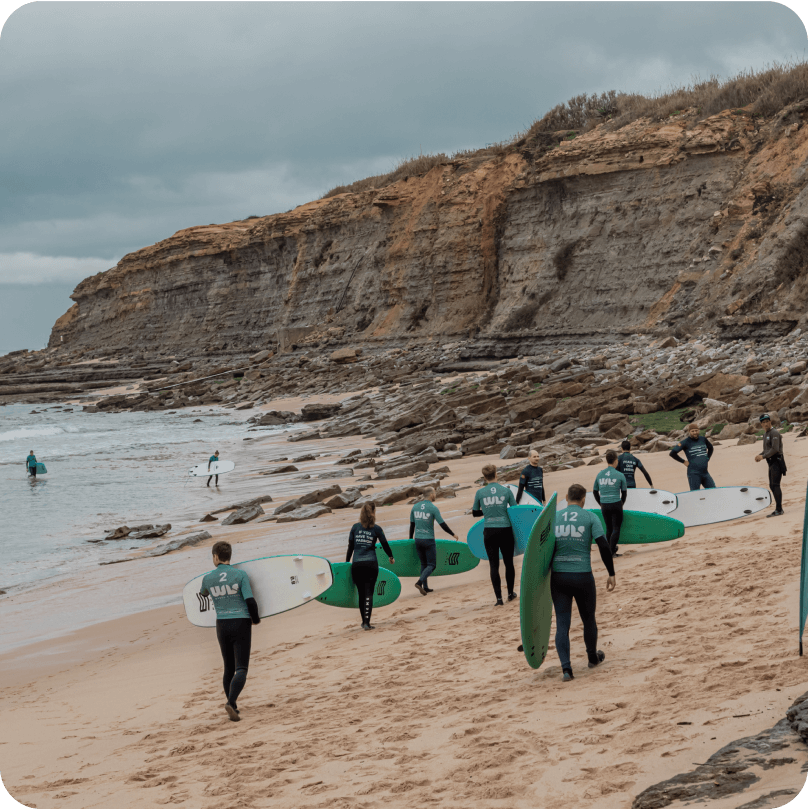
[
  {"xmin": 359, "ymin": 502, "xmax": 376, "ymax": 529},
  {"xmin": 482, "ymin": 464, "xmax": 497, "ymax": 481},
  {"xmin": 212, "ymin": 541, "xmax": 232, "ymax": 562},
  {"xmin": 605, "ymin": 449, "xmax": 618, "ymax": 464},
  {"xmin": 621, "ymin": 440, "xmax": 631, "ymax": 451},
  {"xmin": 567, "ymin": 483, "xmax": 586, "ymax": 502}
]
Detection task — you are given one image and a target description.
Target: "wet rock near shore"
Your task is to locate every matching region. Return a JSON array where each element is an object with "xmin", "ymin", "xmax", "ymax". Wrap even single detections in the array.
[
  {"xmin": 275, "ymin": 503, "xmax": 332, "ymax": 523},
  {"xmin": 145, "ymin": 531, "xmax": 212, "ymax": 557},
  {"xmin": 221, "ymin": 504, "xmax": 265, "ymax": 525}
]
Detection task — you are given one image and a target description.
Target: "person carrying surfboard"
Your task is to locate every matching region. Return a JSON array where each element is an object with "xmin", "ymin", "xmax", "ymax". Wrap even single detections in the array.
[
  {"xmin": 346, "ymin": 502, "xmax": 395, "ymax": 630},
  {"xmin": 617, "ymin": 440, "xmax": 653, "ymax": 489},
  {"xmin": 593, "ymin": 450, "xmax": 627, "ymax": 557},
  {"xmin": 552, "ymin": 483, "xmax": 616, "ymax": 681},
  {"xmin": 516, "ymin": 450, "xmax": 545, "ymax": 504},
  {"xmin": 472, "ymin": 464, "xmax": 518, "ymax": 606},
  {"xmin": 207, "ymin": 450, "xmax": 220, "ymax": 488},
  {"xmin": 199, "ymin": 541, "xmax": 261, "ymax": 722},
  {"xmin": 26, "ymin": 449, "xmax": 37, "ymax": 478},
  {"xmin": 669, "ymin": 423, "xmax": 715, "ymax": 490},
  {"xmin": 755, "ymin": 413, "xmax": 786, "ymax": 517},
  {"xmin": 409, "ymin": 488, "xmax": 459, "ymax": 596}
]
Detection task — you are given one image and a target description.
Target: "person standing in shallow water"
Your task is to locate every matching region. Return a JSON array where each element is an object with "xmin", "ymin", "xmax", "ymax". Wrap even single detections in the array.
[
  {"xmin": 26, "ymin": 449, "xmax": 37, "ymax": 479},
  {"xmin": 207, "ymin": 450, "xmax": 220, "ymax": 488},
  {"xmin": 472, "ymin": 464, "xmax": 518, "ymax": 606},
  {"xmin": 551, "ymin": 483, "xmax": 616, "ymax": 682},
  {"xmin": 346, "ymin": 502, "xmax": 395, "ymax": 630},
  {"xmin": 199, "ymin": 541, "xmax": 261, "ymax": 722},
  {"xmin": 409, "ymin": 487, "xmax": 459, "ymax": 596}
]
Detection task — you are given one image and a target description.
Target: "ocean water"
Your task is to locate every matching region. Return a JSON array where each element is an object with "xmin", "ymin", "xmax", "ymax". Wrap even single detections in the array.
[{"xmin": 0, "ymin": 402, "xmax": 271, "ymax": 595}]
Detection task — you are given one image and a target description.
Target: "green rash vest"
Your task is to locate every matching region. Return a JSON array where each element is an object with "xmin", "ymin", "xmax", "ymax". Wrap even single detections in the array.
[
  {"xmin": 593, "ymin": 467, "xmax": 627, "ymax": 504},
  {"xmin": 410, "ymin": 500, "xmax": 443, "ymax": 540},
  {"xmin": 472, "ymin": 482, "xmax": 516, "ymax": 528},
  {"xmin": 26, "ymin": 454, "xmax": 37, "ymax": 469},
  {"xmin": 552, "ymin": 505, "xmax": 606, "ymax": 573},
  {"xmin": 199, "ymin": 564, "xmax": 254, "ymax": 620}
]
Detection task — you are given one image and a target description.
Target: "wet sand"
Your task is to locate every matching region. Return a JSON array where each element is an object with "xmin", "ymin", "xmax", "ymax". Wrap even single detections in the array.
[{"xmin": 2, "ymin": 423, "xmax": 808, "ymax": 808}]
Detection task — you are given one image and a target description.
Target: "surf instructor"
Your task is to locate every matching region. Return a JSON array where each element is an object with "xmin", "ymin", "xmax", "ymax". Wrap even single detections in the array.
[
  {"xmin": 409, "ymin": 488, "xmax": 458, "ymax": 596},
  {"xmin": 207, "ymin": 450, "xmax": 220, "ymax": 488},
  {"xmin": 472, "ymin": 464, "xmax": 517, "ymax": 606},
  {"xmin": 552, "ymin": 483, "xmax": 615, "ymax": 682},
  {"xmin": 346, "ymin": 502, "xmax": 395, "ymax": 630},
  {"xmin": 516, "ymin": 450, "xmax": 545, "ymax": 504},
  {"xmin": 199, "ymin": 541, "xmax": 260, "ymax": 722},
  {"xmin": 670, "ymin": 423, "xmax": 715, "ymax": 490},
  {"xmin": 755, "ymin": 413, "xmax": 786, "ymax": 517},
  {"xmin": 26, "ymin": 449, "xmax": 37, "ymax": 478},
  {"xmin": 617, "ymin": 440, "xmax": 653, "ymax": 488}
]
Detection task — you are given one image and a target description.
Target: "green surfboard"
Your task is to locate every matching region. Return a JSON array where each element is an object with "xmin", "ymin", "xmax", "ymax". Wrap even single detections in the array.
[
  {"xmin": 588, "ymin": 509, "xmax": 684, "ymax": 543},
  {"xmin": 315, "ymin": 562, "xmax": 401, "ymax": 609},
  {"xmin": 519, "ymin": 493, "xmax": 557, "ymax": 670},
  {"xmin": 374, "ymin": 539, "xmax": 480, "ymax": 578},
  {"xmin": 35, "ymin": 463, "xmax": 47, "ymax": 474}
]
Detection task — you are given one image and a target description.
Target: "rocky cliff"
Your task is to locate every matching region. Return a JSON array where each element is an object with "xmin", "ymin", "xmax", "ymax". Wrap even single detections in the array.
[{"xmin": 49, "ymin": 99, "xmax": 808, "ymax": 358}]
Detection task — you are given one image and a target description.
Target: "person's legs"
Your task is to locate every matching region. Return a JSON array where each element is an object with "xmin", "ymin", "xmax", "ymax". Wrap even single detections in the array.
[
  {"xmin": 207, "ymin": 475, "xmax": 212, "ymax": 487},
  {"xmin": 701, "ymin": 471, "xmax": 716, "ymax": 489},
  {"xmin": 610, "ymin": 505, "xmax": 624, "ymax": 555},
  {"xmin": 572, "ymin": 573, "xmax": 600, "ymax": 665},
  {"xmin": 602, "ymin": 504, "xmax": 615, "ymax": 547},
  {"xmin": 351, "ymin": 563, "xmax": 378, "ymax": 625},
  {"xmin": 768, "ymin": 462, "xmax": 783, "ymax": 512},
  {"xmin": 216, "ymin": 621, "xmax": 237, "ymax": 701},
  {"xmin": 687, "ymin": 470, "xmax": 701, "ymax": 491},
  {"xmin": 499, "ymin": 529, "xmax": 516, "ymax": 596},
  {"xmin": 30, "ymin": 465, "xmax": 37, "ymax": 478},
  {"xmin": 215, "ymin": 474, "xmax": 219, "ymax": 486},
  {"xmin": 227, "ymin": 619, "xmax": 252, "ymax": 710},
  {"xmin": 483, "ymin": 529, "xmax": 503, "ymax": 600},
  {"xmin": 550, "ymin": 573, "xmax": 574, "ymax": 673},
  {"xmin": 418, "ymin": 540, "xmax": 437, "ymax": 589}
]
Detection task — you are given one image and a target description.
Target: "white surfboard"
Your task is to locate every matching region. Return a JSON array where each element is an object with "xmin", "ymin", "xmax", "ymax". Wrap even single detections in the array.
[
  {"xmin": 669, "ymin": 486, "xmax": 772, "ymax": 528},
  {"xmin": 183, "ymin": 554, "xmax": 333, "ymax": 627},
  {"xmin": 559, "ymin": 488, "xmax": 678, "ymax": 514},
  {"xmin": 189, "ymin": 460, "xmax": 236, "ymax": 477},
  {"xmin": 506, "ymin": 483, "xmax": 542, "ymax": 506}
]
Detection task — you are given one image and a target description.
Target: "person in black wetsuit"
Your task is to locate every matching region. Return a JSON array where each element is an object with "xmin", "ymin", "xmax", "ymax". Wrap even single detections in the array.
[
  {"xmin": 755, "ymin": 413, "xmax": 786, "ymax": 517},
  {"xmin": 199, "ymin": 541, "xmax": 261, "ymax": 722},
  {"xmin": 346, "ymin": 502, "xmax": 395, "ymax": 630},
  {"xmin": 617, "ymin": 440, "xmax": 653, "ymax": 489},
  {"xmin": 669, "ymin": 423, "xmax": 715, "ymax": 490},
  {"xmin": 551, "ymin": 483, "xmax": 616, "ymax": 682},
  {"xmin": 516, "ymin": 450, "xmax": 545, "ymax": 504}
]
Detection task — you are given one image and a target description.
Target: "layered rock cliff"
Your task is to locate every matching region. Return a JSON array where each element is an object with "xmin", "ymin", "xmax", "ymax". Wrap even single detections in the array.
[{"xmin": 49, "ymin": 99, "xmax": 808, "ymax": 357}]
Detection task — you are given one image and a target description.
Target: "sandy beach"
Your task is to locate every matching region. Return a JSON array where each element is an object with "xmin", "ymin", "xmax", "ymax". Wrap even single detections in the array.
[{"xmin": 2, "ymin": 418, "xmax": 808, "ymax": 808}]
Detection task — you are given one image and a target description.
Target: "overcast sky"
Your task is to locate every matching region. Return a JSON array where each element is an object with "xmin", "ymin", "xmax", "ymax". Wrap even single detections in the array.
[{"xmin": 0, "ymin": 1, "xmax": 806, "ymax": 355}]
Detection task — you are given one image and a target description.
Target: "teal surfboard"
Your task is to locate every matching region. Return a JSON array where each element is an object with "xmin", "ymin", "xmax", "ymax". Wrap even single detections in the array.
[
  {"xmin": 467, "ymin": 504, "xmax": 544, "ymax": 560},
  {"xmin": 34, "ymin": 463, "xmax": 47, "ymax": 474},
  {"xmin": 315, "ymin": 562, "xmax": 401, "ymax": 609},
  {"xmin": 519, "ymin": 493, "xmax": 557, "ymax": 670},
  {"xmin": 374, "ymin": 539, "xmax": 480, "ymax": 578},
  {"xmin": 589, "ymin": 509, "xmax": 684, "ymax": 543}
]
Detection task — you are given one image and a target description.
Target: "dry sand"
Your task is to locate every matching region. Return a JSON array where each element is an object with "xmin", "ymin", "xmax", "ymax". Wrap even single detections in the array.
[{"xmin": 3, "ymin": 430, "xmax": 808, "ymax": 808}]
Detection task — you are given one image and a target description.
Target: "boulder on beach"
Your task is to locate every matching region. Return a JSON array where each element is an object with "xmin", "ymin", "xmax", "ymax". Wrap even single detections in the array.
[
  {"xmin": 129, "ymin": 524, "xmax": 171, "ymax": 540},
  {"xmin": 275, "ymin": 503, "xmax": 332, "ymax": 523},
  {"xmin": 145, "ymin": 531, "xmax": 212, "ymax": 557},
  {"xmin": 222, "ymin": 504, "xmax": 265, "ymax": 525}
]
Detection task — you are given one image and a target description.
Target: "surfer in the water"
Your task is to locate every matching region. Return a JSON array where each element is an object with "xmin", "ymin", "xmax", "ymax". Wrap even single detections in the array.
[
  {"xmin": 617, "ymin": 440, "xmax": 653, "ymax": 488},
  {"xmin": 472, "ymin": 464, "xmax": 518, "ymax": 606},
  {"xmin": 551, "ymin": 484, "xmax": 616, "ymax": 682},
  {"xmin": 207, "ymin": 450, "xmax": 220, "ymax": 488},
  {"xmin": 669, "ymin": 423, "xmax": 715, "ymax": 490},
  {"xmin": 199, "ymin": 541, "xmax": 260, "ymax": 722},
  {"xmin": 26, "ymin": 449, "xmax": 37, "ymax": 478},
  {"xmin": 516, "ymin": 450, "xmax": 545, "ymax": 504},
  {"xmin": 593, "ymin": 450, "xmax": 627, "ymax": 557},
  {"xmin": 346, "ymin": 502, "xmax": 395, "ymax": 630},
  {"xmin": 409, "ymin": 488, "xmax": 459, "ymax": 596},
  {"xmin": 755, "ymin": 413, "xmax": 786, "ymax": 517}
]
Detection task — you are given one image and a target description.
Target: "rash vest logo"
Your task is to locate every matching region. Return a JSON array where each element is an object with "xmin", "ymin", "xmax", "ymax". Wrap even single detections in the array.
[
  {"xmin": 210, "ymin": 583, "xmax": 240, "ymax": 597},
  {"xmin": 555, "ymin": 525, "xmax": 585, "ymax": 538}
]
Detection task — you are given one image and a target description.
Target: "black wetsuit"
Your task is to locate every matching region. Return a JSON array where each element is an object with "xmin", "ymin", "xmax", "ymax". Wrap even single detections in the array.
[
  {"xmin": 761, "ymin": 427, "xmax": 786, "ymax": 511},
  {"xmin": 347, "ymin": 523, "xmax": 393, "ymax": 625},
  {"xmin": 616, "ymin": 451, "xmax": 652, "ymax": 489},
  {"xmin": 516, "ymin": 463, "xmax": 545, "ymax": 504},
  {"xmin": 670, "ymin": 436, "xmax": 715, "ymax": 490}
]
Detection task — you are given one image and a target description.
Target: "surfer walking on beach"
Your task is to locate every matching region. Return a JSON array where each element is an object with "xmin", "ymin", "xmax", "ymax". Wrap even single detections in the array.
[
  {"xmin": 409, "ymin": 488, "xmax": 459, "ymax": 596},
  {"xmin": 593, "ymin": 450, "xmax": 627, "ymax": 557},
  {"xmin": 516, "ymin": 450, "xmax": 545, "ymax": 504},
  {"xmin": 26, "ymin": 449, "xmax": 37, "ymax": 479},
  {"xmin": 755, "ymin": 413, "xmax": 786, "ymax": 517},
  {"xmin": 669, "ymin": 423, "xmax": 715, "ymax": 490},
  {"xmin": 551, "ymin": 484, "xmax": 616, "ymax": 682},
  {"xmin": 207, "ymin": 450, "xmax": 220, "ymax": 488},
  {"xmin": 346, "ymin": 502, "xmax": 395, "ymax": 630},
  {"xmin": 199, "ymin": 541, "xmax": 261, "ymax": 722},
  {"xmin": 472, "ymin": 464, "xmax": 517, "ymax": 606},
  {"xmin": 617, "ymin": 440, "xmax": 653, "ymax": 488}
]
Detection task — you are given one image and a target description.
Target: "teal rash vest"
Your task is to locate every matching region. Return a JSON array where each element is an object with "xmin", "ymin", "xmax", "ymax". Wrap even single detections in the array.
[
  {"xmin": 552, "ymin": 505, "xmax": 607, "ymax": 573},
  {"xmin": 200, "ymin": 564, "xmax": 254, "ymax": 620},
  {"xmin": 410, "ymin": 500, "xmax": 444, "ymax": 540},
  {"xmin": 472, "ymin": 482, "xmax": 516, "ymax": 528},
  {"xmin": 26, "ymin": 454, "xmax": 37, "ymax": 469},
  {"xmin": 593, "ymin": 467, "xmax": 627, "ymax": 504}
]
